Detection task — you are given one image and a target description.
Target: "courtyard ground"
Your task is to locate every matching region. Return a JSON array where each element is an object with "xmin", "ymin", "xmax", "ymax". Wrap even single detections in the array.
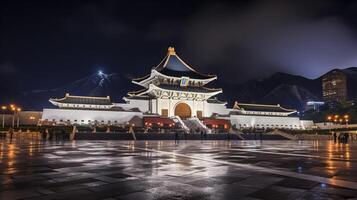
[{"xmin": 0, "ymin": 136, "xmax": 357, "ymax": 199}]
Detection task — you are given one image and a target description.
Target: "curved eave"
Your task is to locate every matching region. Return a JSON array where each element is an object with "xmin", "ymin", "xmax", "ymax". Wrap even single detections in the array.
[
  {"xmin": 49, "ymin": 99, "xmax": 60, "ymax": 106},
  {"xmin": 132, "ymin": 69, "xmax": 217, "ymax": 88},
  {"xmin": 207, "ymin": 100, "xmax": 227, "ymax": 105},
  {"xmin": 150, "ymin": 84, "xmax": 222, "ymax": 96},
  {"xmin": 127, "ymin": 88, "xmax": 150, "ymax": 97},
  {"xmin": 154, "ymin": 70, "xmax": 217, "ymax": 82},
  {"xmin": 132, "ymin": 74, "xmax": 150, "ymax": 82}
]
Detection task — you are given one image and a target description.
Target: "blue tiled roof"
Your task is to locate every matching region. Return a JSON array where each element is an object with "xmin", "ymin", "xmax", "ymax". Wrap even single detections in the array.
[{"xmin": 155, "ymin": 52, "xmax": 215, "ymax": 79}]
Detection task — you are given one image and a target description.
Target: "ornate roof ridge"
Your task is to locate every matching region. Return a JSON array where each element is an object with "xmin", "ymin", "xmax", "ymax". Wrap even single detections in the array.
[
  {"xmin": 233, "ymin": 101, "xmax": 296, "ymax": 112},
  {"xmin": 50, "ymin": 93, "xmax": 110, "ymax": 101}
]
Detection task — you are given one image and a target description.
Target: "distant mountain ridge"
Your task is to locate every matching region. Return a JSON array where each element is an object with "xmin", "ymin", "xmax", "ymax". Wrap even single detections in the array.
[
  {"xmin": 220, "ymin": 67, "xmax": 357, "ymax": 111},
  {"xmin": 19, "ymin": 72, "xmax": 132, "ymax": 110},
  {"xmin": 17, "ymin": 67, "xmax": 357, "ymax": 111}
]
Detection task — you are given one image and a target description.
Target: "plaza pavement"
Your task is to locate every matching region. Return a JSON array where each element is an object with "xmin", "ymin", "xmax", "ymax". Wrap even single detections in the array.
[{"xmin": 0, "ymin": 135, "xmax": 357, "ymax": 199}]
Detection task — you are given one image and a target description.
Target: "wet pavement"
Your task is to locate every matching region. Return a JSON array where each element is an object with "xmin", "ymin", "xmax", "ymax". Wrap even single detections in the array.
[{"xmin": 1, "ymin": 135, "xmax": 357, "ymax": 199}]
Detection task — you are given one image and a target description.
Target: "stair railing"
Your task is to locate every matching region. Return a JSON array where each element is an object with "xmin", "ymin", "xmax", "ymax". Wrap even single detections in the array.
[{"xmin": 171, "ymin": 116, "xmax": 190, "ymax": 132}]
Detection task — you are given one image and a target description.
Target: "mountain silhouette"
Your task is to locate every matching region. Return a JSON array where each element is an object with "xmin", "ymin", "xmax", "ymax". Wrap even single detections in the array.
[{"xmin": 19, "ymin": 72, "xmax": 133, "ymax": 110}]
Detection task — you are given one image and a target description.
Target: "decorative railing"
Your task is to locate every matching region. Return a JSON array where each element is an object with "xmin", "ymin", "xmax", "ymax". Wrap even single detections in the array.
[
  {"xmin": 171, "ymin": 116, "xmax": 190, "ymax": 132},
  {"xmin": 189, "ymin": 117, "xmax": 210, "ymax": 132}
]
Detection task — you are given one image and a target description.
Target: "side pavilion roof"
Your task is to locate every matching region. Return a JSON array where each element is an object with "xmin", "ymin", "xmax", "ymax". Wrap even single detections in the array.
[{"xmin": 49, "ymin": 93, "xmax": 113, "ymax": 105}]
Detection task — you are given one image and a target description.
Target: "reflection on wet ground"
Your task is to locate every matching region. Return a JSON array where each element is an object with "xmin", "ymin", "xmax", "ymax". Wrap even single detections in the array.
[{"xmin": 1, "ymin": 135, "xmax": 357, "ymax": 199}]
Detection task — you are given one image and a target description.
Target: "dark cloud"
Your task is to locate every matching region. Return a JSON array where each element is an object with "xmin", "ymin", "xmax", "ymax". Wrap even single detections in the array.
[
  {"xmin": 182, "ymin": 0, "xmax": 357, "ymax": 82},
  {"xmin": 64, "ymin": 3, "xmax": 130, "ymax": 39},
  {"xmin": 0, "ymin": 61, "xmax": 17, "ymax": 75}
]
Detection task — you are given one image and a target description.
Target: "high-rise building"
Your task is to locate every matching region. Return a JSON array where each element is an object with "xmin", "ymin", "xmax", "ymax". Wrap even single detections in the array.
[{"xmin": 322, "ymin": 70, "xmax": 347, "ymax": 103}]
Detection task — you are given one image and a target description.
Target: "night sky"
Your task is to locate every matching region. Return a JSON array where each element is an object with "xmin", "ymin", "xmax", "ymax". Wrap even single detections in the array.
[{"xmin": 2, "ymin": 0, "xmax": 357, "ymax": 103}]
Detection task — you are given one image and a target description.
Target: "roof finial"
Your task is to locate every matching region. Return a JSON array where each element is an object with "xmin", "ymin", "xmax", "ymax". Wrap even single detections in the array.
[
  {"xmin": 168, "ymin": 47, "xmax": 176, "ymax": 55},
  {"xmin": 233, "ymin": 101, "xmax": 240, "ymax": 109}
]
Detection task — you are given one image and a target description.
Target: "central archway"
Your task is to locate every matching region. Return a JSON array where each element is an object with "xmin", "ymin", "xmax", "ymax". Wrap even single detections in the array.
[{"xmin": 174, "ymin": 103, "xmax": 191, "ymax": 119}]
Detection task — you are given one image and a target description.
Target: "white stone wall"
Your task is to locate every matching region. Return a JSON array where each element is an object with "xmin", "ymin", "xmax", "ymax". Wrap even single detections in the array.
[
  {"xmin": 41, "ymin": 109, "xmax": 142, "ymax": 125},
  {"xmin": 300, "ymin": 120, "xmax": 315, "ymax": 129},
  {"xmin": 229, "ymin": 114, "xmax": 305, "ymax": 129}
]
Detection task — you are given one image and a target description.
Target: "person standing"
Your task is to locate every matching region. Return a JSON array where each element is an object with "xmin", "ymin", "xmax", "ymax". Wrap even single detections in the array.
[
  {"xmin": 174, "ymin": 131, "xmax": 179, "ymax": 144},
  {"xmin": 9, "ymin": 128, "xmax": 14, "ymax": 143},
  {"xmin": 333, "ymin": 132, "xmax": 337, "ymax": 143},
  {"xmin": 345, "ymin": 133, "xmax": 349, "ymax": 143}
]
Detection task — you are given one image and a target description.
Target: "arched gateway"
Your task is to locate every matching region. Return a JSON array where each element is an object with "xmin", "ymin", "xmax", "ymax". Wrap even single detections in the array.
[{"xmin": 174, "ymin": 103, "xmax": 191, "ymax": 119}]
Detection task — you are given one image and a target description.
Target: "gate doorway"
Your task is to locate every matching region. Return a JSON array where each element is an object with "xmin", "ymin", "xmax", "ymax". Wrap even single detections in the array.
[{"xmin": 174, "ymin": 103, "xmax": 191, "ymax": 119}]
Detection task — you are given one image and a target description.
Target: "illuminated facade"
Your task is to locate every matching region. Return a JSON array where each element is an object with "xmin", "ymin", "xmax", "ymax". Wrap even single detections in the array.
[
  {"xmin": 124, "ymin": 47, "xmax": 226, "ymax": 119},
  {"xmin": 41, "ymin": 47, "xmax": 313, "ymax": 130},
  {"xmin": 322, "ymin": 70, "xmax": 347, "ymax": 103}
]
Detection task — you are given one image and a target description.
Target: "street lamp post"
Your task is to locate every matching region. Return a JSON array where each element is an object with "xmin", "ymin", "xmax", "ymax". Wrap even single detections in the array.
[
  {"xmin": 1, "ymin": 106, "xmax": 6, "ymax": 128},
  {"xmin": 16, "ymin": 108, "xmax": 21, "ymax": 128},
  {"xmin": 11, "ymin": 106, "xmax": 16, "ymax": 128},
  {"xmin": 344, "ymin": 115, "xmax": 349, "ymax": 129},
  {"xmin": 327, "ymin": 115, "xmax": 332, "ymax": 135}
]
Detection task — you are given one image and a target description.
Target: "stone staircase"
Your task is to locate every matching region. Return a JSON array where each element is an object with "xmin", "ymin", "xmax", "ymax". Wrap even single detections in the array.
[
  {"xmin": 171, "ymin": 116, "xmax": 190, "ymax": 132},
  {"xmin": 269, "ymin": 129, "xmax": 297, "ymax": 140},
  {"xmin": 182, "ymin": 117, "xmax": 210, "ymax": 132}
]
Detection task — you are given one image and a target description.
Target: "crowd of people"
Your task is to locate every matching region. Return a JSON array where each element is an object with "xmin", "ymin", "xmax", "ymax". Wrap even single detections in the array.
[
  {"xmin": 40, "ymin": 128, "xmax": 71, "ymax": 141},
  {"xmin": 333, "ymin": 132, "xmax": 352, "ymax": 143},
  {"xmin": 0, "ymin": 128, "xmax": 72, "ymax": 142}
]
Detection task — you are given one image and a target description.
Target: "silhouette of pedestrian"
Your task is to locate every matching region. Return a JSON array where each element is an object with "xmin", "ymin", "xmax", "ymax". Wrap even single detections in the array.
[
  {"xmin": 61, "ymin": 129, "xmax": 66, "ymax": 141},
  {"xmin": 9, "ymin": 128, "xmax": 14, "ymax": 143},
  {"xmin": 345, "ymin": 133, "xmax": 349, "ymax": 143},
  {"xmin": 174, "ymin": 131, "xmax": 179, "ymax": 144},
  {"xmin": 41, "ymin": 128, "xmax": 46, "ymax": 140},
  {"xmin": 333, "ymin": 132, "xmax": 337, "ymax": 143},
  {"xmin": 260, "ymin": 132, "xmax": 263, "ymax": 141}
]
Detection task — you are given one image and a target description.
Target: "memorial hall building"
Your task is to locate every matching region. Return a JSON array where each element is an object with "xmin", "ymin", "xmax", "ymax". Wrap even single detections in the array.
[{"xmin": 42, "ymin": 47, "xmax": 313, "ymax": 130}]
